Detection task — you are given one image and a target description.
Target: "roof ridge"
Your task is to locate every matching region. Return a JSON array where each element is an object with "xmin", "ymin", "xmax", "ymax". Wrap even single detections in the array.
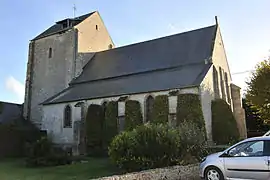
[{"xmin": 94, "ymin": 24, "xmax": 217, "ymax": 54}]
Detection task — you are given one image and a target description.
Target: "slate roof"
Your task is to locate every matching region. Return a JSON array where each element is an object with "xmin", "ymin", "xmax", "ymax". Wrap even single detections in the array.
[
  {"xmin": 0, "ymin": 101, "xmax": 22, "ymax": 124},
  {"xmin": 43, "ymin": 24, "xmax": 217, "ymax": 105},
  {"xmin": 33, "ymin": 12, "xmax": 95, "ymax": 40}
]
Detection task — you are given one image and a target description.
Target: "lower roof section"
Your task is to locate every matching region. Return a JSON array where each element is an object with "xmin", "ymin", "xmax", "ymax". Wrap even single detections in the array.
[{"xmin": 43, "ymin": 63, "xmax": 212, "ymax": 105}]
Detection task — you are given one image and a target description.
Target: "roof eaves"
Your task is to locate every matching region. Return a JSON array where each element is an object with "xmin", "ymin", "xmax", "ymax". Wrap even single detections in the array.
[
  {"xmin": 32, "ymin": 27, "xmax": 73, "ymax": 41},
  {"xmin": 43, "ymin": 84, "xmax": 200, "ymax": 106}
]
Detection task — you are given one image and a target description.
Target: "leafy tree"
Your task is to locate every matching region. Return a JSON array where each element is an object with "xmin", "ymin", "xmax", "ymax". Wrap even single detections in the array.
[
  {"xmin": 242, "ymin": 98, "xmax": 268, "ymax": 132},
  {"xmin": 246, "ymin": 60, "xmax": 270, "ymax": 122}
]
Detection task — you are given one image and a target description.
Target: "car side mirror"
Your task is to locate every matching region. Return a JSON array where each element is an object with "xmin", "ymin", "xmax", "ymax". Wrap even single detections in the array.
[
  {"xmin": 220, "ymin": 151, "xmax": 234, "ymax": 158},
  {"xmin": 246, "ymin": 147, "xmax": 253, "ymax": 153}
]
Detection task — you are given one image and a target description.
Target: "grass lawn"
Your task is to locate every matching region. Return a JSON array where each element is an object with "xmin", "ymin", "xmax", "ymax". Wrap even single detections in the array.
[{"xmin": 0, "ymin": 158, "xmax": 122, "ymax": 180}]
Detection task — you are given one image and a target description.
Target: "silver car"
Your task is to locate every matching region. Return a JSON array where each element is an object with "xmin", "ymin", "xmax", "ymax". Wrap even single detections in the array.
[{"xmin": 200, "ymin": 136, "xmax": 270, "ymax": 180}]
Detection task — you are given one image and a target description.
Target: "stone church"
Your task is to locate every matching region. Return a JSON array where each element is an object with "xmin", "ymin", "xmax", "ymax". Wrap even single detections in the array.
[{"xmin": 23, "ymin": 11, "xmax": 246, "ymax": 154}]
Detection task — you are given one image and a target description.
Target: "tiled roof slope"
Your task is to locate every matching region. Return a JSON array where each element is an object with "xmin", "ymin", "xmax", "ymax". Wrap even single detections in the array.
[{"xmin": 43, "ymin": 24, "xmax": 217, "ymax": 104}]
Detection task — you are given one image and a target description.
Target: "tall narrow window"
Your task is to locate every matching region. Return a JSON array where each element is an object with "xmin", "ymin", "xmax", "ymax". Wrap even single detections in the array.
[
  {"xmin": 48, "ymin": 47, "xmax": 52, "ymax": 58},
  {"xmin": 145, "ymin": 95, "xmax": 154, "ymax": 122},
  {"xmin": 225, "ymin": 72, "xmax": 231, "ymax": 103},
  {"xmin": 219, "ymin": 67, "xmax": 226, "ymax": 100},
  {"xmin": 96, "ymin": 25, "xmax": 98, "ymax": 30},
  {"xmin": 213, "ymin": 66, "xmax": 220, "ymax": 99},
  {"xmin": 64, "ymin": 105, "xmax": 72, "ymax": 128}
]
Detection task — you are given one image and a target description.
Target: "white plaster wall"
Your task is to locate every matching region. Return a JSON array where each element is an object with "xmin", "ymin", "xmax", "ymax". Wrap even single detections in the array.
[
  {"xmin": 42, "ymin": 87, "xmax": 198, "ymax": 144},
  {"xmin": 200, "ymin": 65, "xmax": 215, "ymax": 141},
  {"xmin": 42, "ymin": 102, "xmax": 80, "ymax": 145}
]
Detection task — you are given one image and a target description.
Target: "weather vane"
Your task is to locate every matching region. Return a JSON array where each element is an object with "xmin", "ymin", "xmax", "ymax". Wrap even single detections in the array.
[{"xmin": 73, "ymin": 4, "xmax": 77, "ymax": 18}]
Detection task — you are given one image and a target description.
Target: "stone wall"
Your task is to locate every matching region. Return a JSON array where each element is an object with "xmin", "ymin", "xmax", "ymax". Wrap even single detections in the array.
[
  {"xmin": 24, "ymin": 12, "xmax": 115, "ymax": 127},
  {"xmin": 231, "ymin": 83, "xmax": 247, "ymax": 139},
  {"xmin": 27, "ymin": 30, "xmax": 77, "ymax": 127},
  {"xmin": 200, "ymin": 65, "xmax": 215, "ymax": 142},
  {"xmin": 92, "ymin": 164, "xmax": 200, "ymax": 180},
  {"xmin": 211, "ymin": 26, "xmax": 232, "ymax": 105}
]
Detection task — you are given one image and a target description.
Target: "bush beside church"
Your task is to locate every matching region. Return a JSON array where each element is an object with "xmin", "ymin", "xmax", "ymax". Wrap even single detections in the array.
[{"xmin": 0, "ymin": 94, "xmax": 239, "ymax": 170}]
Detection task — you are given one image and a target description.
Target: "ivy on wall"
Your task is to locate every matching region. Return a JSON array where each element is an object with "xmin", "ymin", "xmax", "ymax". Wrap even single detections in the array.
[
  {"xmin": 212, "ymin": 99, "xmax": 239, "ymax": 145},
  {"xmin": 176, "ymin": 94, "xmax": 205, "ymax": 133},
  {"xmin": 102, "ymin": 101, "xmax": 118, "ymax": 151},
  {"xmin": 125, "ymin": 100, "xmax": 143, "ymax": 131},
  {"xmin": 152, "ymin": 95, "xmax": 169, "ymax": 124},
  {"xmin": 85, "ymin": 104, "xmax": 104, "ymax": 156}
]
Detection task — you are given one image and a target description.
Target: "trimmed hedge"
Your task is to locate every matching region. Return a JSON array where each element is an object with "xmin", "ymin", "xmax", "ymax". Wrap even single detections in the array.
[
  {"xmin": 125, "ymin": 100, "xmax": 143, "ymax": 131},
  {"xmin": 212, "ymin": 99, "xmax": 240, "ymax": 145},
  {"xmin": 85, "ymin": 104, "xmax": 104, "ymax": 156},
  {"xmin": 109, "ymin": 124, "xmax": 181, "ymax": 171},
  {"xmin": 176, "ymin": 94, "xmax": 205, "ymax": 131},
  {"xmin": 152, "ymin": 95, "xmax": 169, "ymax": 124},
  {"xmin": 103, "ymin": 101, "xmax": 118, "ymax": 151}
]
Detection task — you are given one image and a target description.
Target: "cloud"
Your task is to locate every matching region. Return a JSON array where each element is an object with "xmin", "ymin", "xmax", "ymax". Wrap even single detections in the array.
[{"xmin": 5, "ymin": 76, "xmax": 25, "ymax": 103}]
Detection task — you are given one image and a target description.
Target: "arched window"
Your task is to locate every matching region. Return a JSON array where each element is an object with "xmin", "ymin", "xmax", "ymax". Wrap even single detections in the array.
[
  {"xmin": 64, "ymin": 105, "xmax": 72, "ymax": 128},
  {"xmin": 102, "ymin": 101, "xmax": 108, "ymax": 118},
  {"xmin": 48, "ymin": 47, "xmax": 52, "ymax": 58},
  {"xmin": 145, "ymin": 95, "xmax": 154, "ymax": 122},
  {"xmin": 108, "ymin": 44, "xmax": 113, "ymax": 49}
]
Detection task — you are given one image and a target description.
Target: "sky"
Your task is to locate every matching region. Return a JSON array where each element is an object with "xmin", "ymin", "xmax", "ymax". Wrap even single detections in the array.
[{"xmin": 0, "ymin": 0, "xmax": 269, "ymax": 104}]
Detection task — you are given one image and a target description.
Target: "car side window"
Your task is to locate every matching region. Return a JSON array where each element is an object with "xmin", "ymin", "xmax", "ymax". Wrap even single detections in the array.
[
  {"xmin": 228, "ymin": 140, "xmax": 264, "ymax": 157},
  {"xmin": 264, "ymin": 140, "xmax": 270, "ymax": 156}
]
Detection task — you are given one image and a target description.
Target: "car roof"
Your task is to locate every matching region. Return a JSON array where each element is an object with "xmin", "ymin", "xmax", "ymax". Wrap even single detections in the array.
[{"xmin": 243, "ymin": 136, "xmax": 270, "ymax": 142}]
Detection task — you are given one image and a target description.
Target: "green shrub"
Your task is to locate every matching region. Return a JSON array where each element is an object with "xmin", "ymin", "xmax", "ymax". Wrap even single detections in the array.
[
  {"xmin": 177, "ymin": 94, "xmax": 205, "ymax": 131},
  {"xmin": 212, "ymin": 99, "xmax": 240, "ymax": 145},
  {"xmin": 125, "ymin": 100, "xmax": 143, "ymax": 131},
  {"xmin": 0, "ymin": 123, "xmax": 46, "ymax": 158},
  {"xmin": 178, "ymin": 120, "xmax": 207, "ymax": 163},
  {"xmin": 152, "ymin": 95, "xmax": 169, "ymax": 124},
  {"xmin": 25, "ymin": 136, "xmax": 71, "ymax": 167},
  {"xmin": 103, "ymin": 101, "xmax": 118, "ymax": 152},
  {"xmin": 85, "ymin": 104, "xmax": 104, "ymax": 156},
  {"xmin": 108, "ymin": 124, "xmax": 181, "ymax": 171}
]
